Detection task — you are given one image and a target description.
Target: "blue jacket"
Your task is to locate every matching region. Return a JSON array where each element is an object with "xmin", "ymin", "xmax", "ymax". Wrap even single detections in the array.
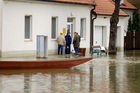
[{"xmin": 65, "ymin": 35, "xmax": 72, "ymax": 45}]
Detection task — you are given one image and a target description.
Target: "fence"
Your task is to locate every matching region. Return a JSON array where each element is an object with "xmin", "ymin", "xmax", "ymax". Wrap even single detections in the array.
[
  {"xmin": 124, "ymin": 31, "xmax": 140, "ymax": 50},
  {"xmin": 135, "ymin": 32, "xmax": 140, "ymax": 49}
]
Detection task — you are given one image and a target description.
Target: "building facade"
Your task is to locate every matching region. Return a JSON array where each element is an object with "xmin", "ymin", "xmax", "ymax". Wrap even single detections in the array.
[
  {"xmin": 0, "ymin": 0, "xmax": 94, "ymax": 57},
  {"xmin": 0, "ymin": 0, "xmax": 136, "ymax": 57},
  {"xmin": 94, "ymin": 0, "xmax": 136, "ymax": 51}
]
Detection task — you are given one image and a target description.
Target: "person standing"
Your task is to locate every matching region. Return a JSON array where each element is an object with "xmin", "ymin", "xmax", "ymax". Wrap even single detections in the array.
[
  {"xmin": 57, "ymin": 32, "xmax": 66, "ymax": 55},
  {"xmin": 77, "ymin": 32, "xmax": 81, "ymax": 46},
  {"xmin": 73, "ymin": 32, "xmax": 80, "ymax": 55},
  {"xmin": 65, "ymin": 32, "xmax": 72, "ymax": 54}
]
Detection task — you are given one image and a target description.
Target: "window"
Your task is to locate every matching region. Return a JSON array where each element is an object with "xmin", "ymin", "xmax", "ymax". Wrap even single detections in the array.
[
  {"xmin": 51, "ymin": 17, "xmax": 57, "ymax": 39},
  {"xmin": 25, "ymin": 16, "xmax": 32, "ymax": 40},
  {"xmin": 80, "ymin": 18, "xmax": 86, "ymax": 38},
  {"xmin": 67, "ymin": 18, "xmax": 75, "ymax": 37}
]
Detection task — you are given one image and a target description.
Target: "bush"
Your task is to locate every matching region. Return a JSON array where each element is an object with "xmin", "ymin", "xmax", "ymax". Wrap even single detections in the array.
[
  {"xmin": 128, "ymin": 17, "xmax": 133, "ymax": 32},
  {"xmin": 132, "ymin": 11, "xmax": 140, "ymax": 31}
]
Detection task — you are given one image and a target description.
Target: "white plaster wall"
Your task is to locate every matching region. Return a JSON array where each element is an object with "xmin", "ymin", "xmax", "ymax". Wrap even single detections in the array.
[
  {"xmin": 122, "ymin": 9, "xmax": 134, "ymax": 36},
  {"xmin": 94, "ymin": 15, "xmax": 127, "ymax": 51},
  {"xmin": 122, "ymin": 9, "xmax": 134, "ymax": 19},
  {"xmin": 117, "ymin": 17, "xmax": 126, "ymax": 51},
  {"xmin": 0, "ymin": 0, "xmax": 3, "ymax": 56},
  {"xmin": 2, "ymin": 1, "xmax": 91, "ymax": 56},
  {"xmin": 94, "ymin": 16, "xmax": 110, "ymax": 49}
]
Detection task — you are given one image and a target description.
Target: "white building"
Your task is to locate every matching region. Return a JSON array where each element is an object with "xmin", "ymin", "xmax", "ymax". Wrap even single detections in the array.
[
  {"xmin": 0, "ymin": 0, "xmax": 136, "ymax": 57},
  {"xmin": 94, "ymin": 0, "xmax": 136, "ymax": 51},
  {"xmin": 0, "ymin": 0, "xmax": 95, "ymax": 57}
]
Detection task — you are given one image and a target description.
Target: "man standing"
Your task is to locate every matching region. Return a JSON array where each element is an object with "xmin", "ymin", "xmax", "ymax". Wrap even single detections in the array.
[
  {"xmin": 77, "ymin": 32, "xmax": 81, "ymax": 46},
  {"xmin": 65, "ymin": 32, "xmax": 72, "ymax": 54},
  {"xmin": 73, "ymin": 32, "xmax": 80, "ymax": 55},
  {"xmin": 57, "ymin": 32, "xmax": 66, "ymax": 55}
]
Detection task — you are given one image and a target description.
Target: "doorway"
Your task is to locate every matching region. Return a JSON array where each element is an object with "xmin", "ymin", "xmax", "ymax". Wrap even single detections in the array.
[
  {"xmin": 67, "ymin": 18, "xmax": 74, "ymax": 37},
  {"xmin": 37, "ymin": 35, "xmax": 48, "ymax": 58},
  {"xmin": 94, "ymin": 26, "xmax": 103, "ymax": 46},
  {"xmin": 94, "ymin": 26, "xmax": 107, "ymax": 47}
]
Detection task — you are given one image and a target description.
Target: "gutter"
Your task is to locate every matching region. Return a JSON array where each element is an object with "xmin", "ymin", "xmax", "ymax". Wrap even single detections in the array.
[
  {"xmin": 5, "ymin": 0, "xmax": 95, "ymax": 6},
  {"xmin": 39, "ymin": 0, "xmax": 95, "ymax": 6},
  {"xmin": 90, "ymin": 4, "xmax": 97, "ymax": 52},
  {"xmin": 97, "ymin": 14, "xmax": 129, "ymax": 17},
  {"xmin": 120, "ymin": 7, "xmax": 137, "ymax": 10}
]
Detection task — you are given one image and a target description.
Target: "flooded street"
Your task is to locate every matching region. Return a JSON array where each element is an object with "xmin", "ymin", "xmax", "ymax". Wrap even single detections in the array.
[{"xmin": 0, "ymin": 50, "xmax": 140, "ymax": 93}]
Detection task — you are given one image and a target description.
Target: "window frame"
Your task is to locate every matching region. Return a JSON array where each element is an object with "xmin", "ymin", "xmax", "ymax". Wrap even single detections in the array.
[
  {"xmin": 80, "ymin": 18, "xmax": 86, "ymax": 39},
  {"xmin": 24, "ymin": 15, "xmax": 32, "ymax": 41},
  {"xmin": 67, "ymin": 17, "xmax": 75, "ymax": 38},
  {"xmin": 51, "ymin": 17, "xmax": 58, "ymax": 40}
]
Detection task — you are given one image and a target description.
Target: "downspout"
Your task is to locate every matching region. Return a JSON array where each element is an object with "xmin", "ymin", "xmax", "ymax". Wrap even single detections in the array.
[{"xmin": 90, "ymin": 4, "xmax": 97, "ymax": 52}]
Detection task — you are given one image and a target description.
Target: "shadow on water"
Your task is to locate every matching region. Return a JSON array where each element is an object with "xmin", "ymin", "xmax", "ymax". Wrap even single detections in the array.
[{"xmin": 0, "ymin": 50, "xmax": 140, "ymax": 93}]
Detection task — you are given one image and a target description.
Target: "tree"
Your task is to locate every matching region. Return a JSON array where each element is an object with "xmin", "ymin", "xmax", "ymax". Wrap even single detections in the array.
[
  {"xmin": 128, "ymin": 0, "xmax": 140, "ymax": 31},
  {"xmin": 108, "ymin": 0, "xmax": 121, "ymax": 54},
  {"xmin": 132, "ymin": 11, "xmax": 140, "ymax": 31},
  {"xmin": 127, "ymin": 17, "xmax": 133, "ymax": 32}
]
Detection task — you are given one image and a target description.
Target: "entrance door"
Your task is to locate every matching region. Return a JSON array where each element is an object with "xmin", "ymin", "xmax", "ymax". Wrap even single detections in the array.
[
  {"xmin": 37, "ymin": 35, "xmax": 48, "ymax": 58},
  {"xmin": 67, "ymin": 18, "xmax": 74, "ymax": 37},
  {"xmin": 94, "ymin": 26, "xmax": 103, "ymax": 46},
  {"xmin": 67, "ymin": 23, "xmax": 73, "ymax": 37}
]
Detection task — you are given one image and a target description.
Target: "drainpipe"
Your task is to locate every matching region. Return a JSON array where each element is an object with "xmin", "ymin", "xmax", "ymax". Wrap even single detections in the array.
[{"xmin": 90, "ymin": 4, "xmax": 97, "ymax": 53}]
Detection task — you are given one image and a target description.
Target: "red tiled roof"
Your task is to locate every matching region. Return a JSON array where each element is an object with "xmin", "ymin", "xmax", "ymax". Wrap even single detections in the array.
[
  {"xmin": 46, "ymin": 0, "xmax": 95, "ymax": 5},
  {"xmin": 95, "ymin": 0, "xmax": 128, "ymax": 16}
]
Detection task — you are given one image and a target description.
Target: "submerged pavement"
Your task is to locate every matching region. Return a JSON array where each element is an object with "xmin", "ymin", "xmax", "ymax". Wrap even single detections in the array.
[{"xmin": 0, "ymin": 50, "xmax": 139, "ymax": 93}]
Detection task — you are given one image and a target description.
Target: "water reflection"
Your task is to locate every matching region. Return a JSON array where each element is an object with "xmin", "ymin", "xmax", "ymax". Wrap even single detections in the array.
[
  {"xmin": 116, "ymin": 63, "xmax": 129, "ymax": 93},
  {"xmin": 24, "ymin": 74, "xmax": 31, "ymax": 93},
  {"xmin": 89, "ymin": 66, "xmax": 93, "ymax": 92},
  {"xmin": 0, "ymin": 51, "xmax": 140, "ymax": 93}
]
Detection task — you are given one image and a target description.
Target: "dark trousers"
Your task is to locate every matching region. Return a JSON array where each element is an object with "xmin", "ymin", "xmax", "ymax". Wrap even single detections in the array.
[
  {"xmin": 58, "ymin": 44, "xmax": 63, "ymax": 55},
  {"xmin": 65, "ymin": 45, "xmax": 71, "ymax": 54},
  {"xmin": 74, "ymin": 47, "xmax": 79, "ymax": 54}
]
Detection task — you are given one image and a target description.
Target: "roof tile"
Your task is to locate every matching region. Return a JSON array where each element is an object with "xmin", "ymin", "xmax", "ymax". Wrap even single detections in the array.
[{"xmin": 95, "ymin": 0, "xmax": 128, "ymax": 16}]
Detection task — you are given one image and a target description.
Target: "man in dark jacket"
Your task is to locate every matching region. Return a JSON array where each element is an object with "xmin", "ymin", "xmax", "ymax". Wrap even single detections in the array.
[
  {"xmin": 73, "ymin": 32, "xmax": 80, "ymax": 54},
  {"xmin": 65, "ymin": 32, "xmax": 72, "ymax": 54}
]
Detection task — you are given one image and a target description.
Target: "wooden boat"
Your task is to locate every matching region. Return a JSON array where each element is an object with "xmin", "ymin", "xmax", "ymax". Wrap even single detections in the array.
[{"xmin": 0, "ymin": 57, "xmax": 93, "ymax": 69}]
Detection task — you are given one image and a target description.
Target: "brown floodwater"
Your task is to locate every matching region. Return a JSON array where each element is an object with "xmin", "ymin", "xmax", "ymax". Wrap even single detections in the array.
[{"xmin": 0, "ymin": 50, "xmax": 140, "ymax": 93}]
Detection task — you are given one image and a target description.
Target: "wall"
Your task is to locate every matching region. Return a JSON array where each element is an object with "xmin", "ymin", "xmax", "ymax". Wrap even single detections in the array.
[
  {"xmin": 2, "ymin": 1, "xmax": 91, "ymax": 57},
  {"xmin": 122, "ymin": 9, "xmax": 134, "ymax": 36},
  {"xmin": 0, "ymin": 0, "xmax": 3, "ymax": 57},
  {"xmin": 94, "ymin": 16, "xmax": 110, "ymax": 49},
  {"xmin": 94, "ymin": 15, "xmax": 127, "ymax": 51}
]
